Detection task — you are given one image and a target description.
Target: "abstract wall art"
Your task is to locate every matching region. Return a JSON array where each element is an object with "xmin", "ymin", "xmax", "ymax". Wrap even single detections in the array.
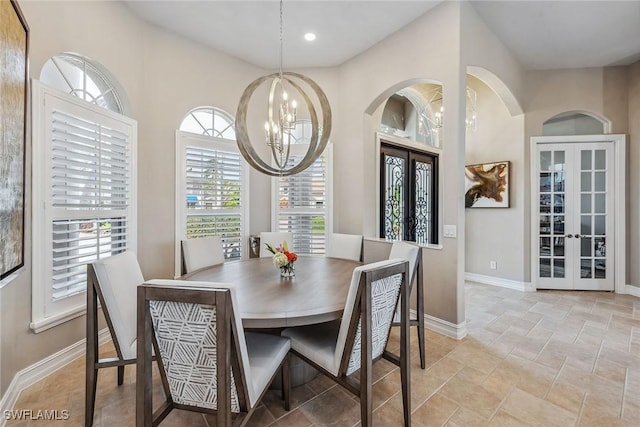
[
  {"xmin": 0, "ymin": 0, "xmax": 28, "ymax": 281},
  {"xmin": 465, "ymin": 161, "xmax": 510, "ymax": 208}
]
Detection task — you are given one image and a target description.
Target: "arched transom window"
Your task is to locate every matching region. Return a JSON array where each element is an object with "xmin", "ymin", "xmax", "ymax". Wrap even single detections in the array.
[
  {"xmin": 40, "ymin": 53, "xmax": 125, "ymax": 114},
  {"xmin": 180, "ymin": 107, "xmax": 236, "ymax": 139}
]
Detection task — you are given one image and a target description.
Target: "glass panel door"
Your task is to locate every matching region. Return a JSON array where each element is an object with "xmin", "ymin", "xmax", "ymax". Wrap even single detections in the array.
[
  {"xmin": 537, "ymin": 146, "xmax": 573, "ymax": 288},
  {"xmin": 578, "ymin": 148, "xmax": 609, "ymax": 281},
  {"xmin": 534, "ymin": 142, "xmax": 614, "ymax": 290}
]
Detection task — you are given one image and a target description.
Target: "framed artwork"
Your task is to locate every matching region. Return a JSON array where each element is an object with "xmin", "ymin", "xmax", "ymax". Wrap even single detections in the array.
[
  {"xmin": 465, "ymin": 161, "xmax": 510, "ymax": 208},
  {"xmin": 0, "ymin": 0, "xmax": 28, "ymax": 281}
]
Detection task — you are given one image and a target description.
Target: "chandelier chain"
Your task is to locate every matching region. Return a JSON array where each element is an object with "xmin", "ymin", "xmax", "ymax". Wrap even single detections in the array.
[{"xmin": 279, "ymin": 0, "xmax": 284, "ymax": 78}]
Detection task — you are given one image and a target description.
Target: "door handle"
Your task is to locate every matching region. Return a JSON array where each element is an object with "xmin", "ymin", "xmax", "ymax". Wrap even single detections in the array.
[
  {"xmin": 566, "ymin": 234, "xmax": 573, "ymax": 238},
  {"xmin": 574, "ymin": 234, "xmax": 581, "ymax": 238}
]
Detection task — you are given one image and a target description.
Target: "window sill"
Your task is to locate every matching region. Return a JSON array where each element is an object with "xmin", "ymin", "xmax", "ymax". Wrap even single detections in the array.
[
  {"xmin": 30, "ymin": 305, "xmax": 86, "ymax": 333},
  {"xmin": 363, "ymin": 237, "xmax": 444, "ymax": 251}
]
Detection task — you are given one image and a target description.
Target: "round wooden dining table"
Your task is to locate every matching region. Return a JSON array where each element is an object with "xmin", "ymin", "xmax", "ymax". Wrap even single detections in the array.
[{"xmin": 183, "ymin": 256, "xmax": 362, "ymax": 329}]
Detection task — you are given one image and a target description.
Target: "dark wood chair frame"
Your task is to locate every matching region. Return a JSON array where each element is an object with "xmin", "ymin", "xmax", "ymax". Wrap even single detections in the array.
[
  {"xmin": 85, "ymin": 264, "xmax": 139, "ymax": 427},
  {"xmin": 136, "ymin": 284, "xmax": 290, "ymax": 427},
  {"xmin": 384, "ymin": 246, "xmax": 426, "ymax": 369},
  {"xmin": 288, "ymin": 261, "xmax": 411, "ymax": 427}
]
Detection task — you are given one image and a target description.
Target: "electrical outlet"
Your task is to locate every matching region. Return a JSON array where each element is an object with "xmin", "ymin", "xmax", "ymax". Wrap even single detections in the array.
[{"xmin": 490, "ymin": 261, "xmax": 497, "ymax": 270}]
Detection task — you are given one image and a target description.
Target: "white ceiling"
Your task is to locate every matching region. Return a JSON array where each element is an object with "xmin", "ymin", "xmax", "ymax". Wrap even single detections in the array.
[{"xmin": 123, "ymin": 0, "xmax": 640, "ymax": 71}]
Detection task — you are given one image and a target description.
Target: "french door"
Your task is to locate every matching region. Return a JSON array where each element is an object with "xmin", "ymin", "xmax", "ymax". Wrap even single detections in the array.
[{"xmin": 533, "ymin": 140, "xmax": 617, "ymax": 290}]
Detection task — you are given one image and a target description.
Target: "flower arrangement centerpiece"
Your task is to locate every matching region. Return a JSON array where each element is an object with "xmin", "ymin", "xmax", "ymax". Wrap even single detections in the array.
[{"xmin": 266, "ymin": 240, "xmax": 297, "ymax": 278}]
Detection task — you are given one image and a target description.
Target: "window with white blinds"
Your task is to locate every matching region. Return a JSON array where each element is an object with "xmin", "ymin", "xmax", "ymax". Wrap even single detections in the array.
[
  {"xmin": 175, "ymin": 124, "xmax": 247, "ymax": 276},
  {"xmin": 273, "ymin": 146, "xmax": 332, "ymax": 255},
  {"xmin": 185, "ymin": 146, "xmax": 243, "ymax": 258},
  {"xmin": 32, "ymin": 81, "xmax": 137, "ymax": 332}
]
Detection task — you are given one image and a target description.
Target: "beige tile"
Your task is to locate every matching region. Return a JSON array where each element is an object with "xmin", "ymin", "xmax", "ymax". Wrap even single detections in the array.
[
  {"xmin": 594, "ymin": 357, "xmax": 627, "ymax": 384},
  {"xmin": 438, "ymin": 367, "xmax": 504, "ymax": 419},
  {"xmin": 268, "ymin": 408, "xmax": 313, "ymax": 427},
  {"xmin": 445, "ymin": 407, "xmax": 488, "ymax": 427},
  {"xmin": 297, "ymin": 386, "xmax": 361, "ymax": 426},
  {"xmin": 485, "ymin": 354, "xmax": 557, "ymax": 399},
  {"xmin": 501, "ymin": 388, "xmax": 577, "ymax": 427},
  {"xmin": 489, "ymin": 410, "xmax": 533, "ymax": 426},
  {"xmin": 411, "ymin": 393, "xmax": 459, "ymax": 427},
  {"xmin": 544, "ymin": 381, "xmax": 585, "ymax": 414}
]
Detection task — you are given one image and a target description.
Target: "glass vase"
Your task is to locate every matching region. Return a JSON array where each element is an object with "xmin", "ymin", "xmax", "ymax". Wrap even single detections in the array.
[{"xmin": 280, "ymin": 263, "xmax": 295, "ymax": 278}]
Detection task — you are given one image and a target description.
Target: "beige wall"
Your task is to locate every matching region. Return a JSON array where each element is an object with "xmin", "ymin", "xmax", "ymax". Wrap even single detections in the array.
[
  {"xmin": 464, "ymin": 76, "xmax": 526, "ymax": 281},
  {"xmin": 524, "ymin": 66, "xmax": 632, "ymax": 285}
]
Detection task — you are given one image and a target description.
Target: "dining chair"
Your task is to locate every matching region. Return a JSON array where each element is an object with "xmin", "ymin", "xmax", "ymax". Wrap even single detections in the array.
[
  {"xmin": 136, "ymin": 280, "xmax": 291, "ymax": 426},
  {"xmin": 385, "ymin": 241, "xmax": 425, "ymax": 369},
  {"xmin": 86, "ymin": 251, "xmax": 144, "ymax": 427},
  {"xmin": 181, "ymin": 235, "xmax": 225, "ymax": 275},
  {"xmin": 259, "ymin": 231, "xmax": 293, "ymax": 257},
  {"xmin": 282, "ymin": 259, "xmax": 411, "ymax": 427},
  {"xmin": 325, "ymin": 233, "xmax": 363, "ymax": 262}
]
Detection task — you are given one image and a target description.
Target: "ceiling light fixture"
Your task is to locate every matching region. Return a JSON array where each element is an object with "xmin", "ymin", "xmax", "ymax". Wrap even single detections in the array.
[
  {"xmin": 235, "ymin": 0, "xmax": 331, "ymax": 176},
  {"xmin": 428, "ymin": 86, "xmax": 477, "ymax": 131},
  {"xmin": 304, "ymin": 32, "xmax": 316, "ymax": 41}
]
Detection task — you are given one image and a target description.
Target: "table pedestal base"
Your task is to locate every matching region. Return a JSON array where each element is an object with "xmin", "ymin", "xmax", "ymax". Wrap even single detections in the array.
[{"xmin": 271, "ymin": 354, "xmax": 319, "ymax": 389}]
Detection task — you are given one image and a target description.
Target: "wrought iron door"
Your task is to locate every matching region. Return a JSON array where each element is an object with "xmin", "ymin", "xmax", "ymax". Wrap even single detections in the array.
[{"xmin": 380, "ymin": 144, "xmax": 438, "ymax": 244}]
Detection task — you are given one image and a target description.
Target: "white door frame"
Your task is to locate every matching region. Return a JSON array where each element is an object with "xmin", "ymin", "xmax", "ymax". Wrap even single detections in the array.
[{"xmin": 530, "ymin": 134, "xmax": 626, "ymax": 293}]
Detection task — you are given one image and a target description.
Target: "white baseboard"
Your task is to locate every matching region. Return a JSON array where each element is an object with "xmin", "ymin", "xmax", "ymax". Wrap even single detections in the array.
[
  {"xmin": 465, "ymin": 272, "xmax": 535, "ymax": 292},
  {"xmin": 414, "ymin": 310, "xmax": 467, "ymax": 340},
  {"xmin": 625, "ymin": 285, "xmax": 640, "ymax": 298},
  {"xmin": 0, "ymin": 328, "xmax": 111, "ymax": 424}
]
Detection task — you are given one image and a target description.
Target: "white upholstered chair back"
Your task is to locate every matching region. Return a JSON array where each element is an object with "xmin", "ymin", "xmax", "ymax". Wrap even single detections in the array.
[
  {"xmin": 389, "ymin": 241, "xmax": 419, "ymax": 284},
  {"xmin": 334, "ymin": 259, "xmax": 406, "ymax": 376},
  {"xmin": 259, "ymin": 232, "xmax": 293, "ymax": 257},
  {"xmin": 181, "ymin": 236, "xmax": 225, "ymax": 274},
  {"xmin": 91, "ymin": 251, "xmax": 144, "ymax": 360},
  {"xmin": 325, "ymin": 233, "xmax": 363, "ymax": 262},
  {"xmin": 389, "ymin": 241, "xmax": 420, "ymax": 322}
]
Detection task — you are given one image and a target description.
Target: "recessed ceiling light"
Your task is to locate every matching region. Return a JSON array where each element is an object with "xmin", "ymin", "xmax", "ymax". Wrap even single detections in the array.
[{"xmin": 304, "ymin": 32, "xmax": 316, "ymax": 42}]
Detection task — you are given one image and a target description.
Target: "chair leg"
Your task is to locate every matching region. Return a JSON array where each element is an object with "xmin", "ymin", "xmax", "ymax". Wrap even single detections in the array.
[
  {"xmin": 117, "ymin": 365, "xmax": 125, "ymax": 386},
  {"xmin": 360, "ymin": 387, "xmax": 372, "ymax": 427},
  {"xmin": 417, "ymin": 322, "xmax": 426, "ymax": 369},
  {"xmin": 281, "ymin": 354, "xmax": 290, "ymax": 411},
  {"xmin": 85, "ymin": 366, "xmax": 98, "ymax": 427}
]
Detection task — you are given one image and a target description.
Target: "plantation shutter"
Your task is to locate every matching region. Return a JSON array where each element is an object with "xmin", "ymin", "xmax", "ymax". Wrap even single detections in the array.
[
  {"xmin": 50, "ymin": 110, "xmax": 131, "ymax": 300},
  {"xmin": 185, "ymin": 146, "xmax": 243, "ymax": 259},
  {"xmin": 276, "ymin": 154, "xmax": 327, "ymax": 255}
]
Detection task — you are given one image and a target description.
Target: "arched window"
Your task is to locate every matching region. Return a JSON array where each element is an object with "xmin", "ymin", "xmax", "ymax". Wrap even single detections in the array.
[
  {"xmin": 180, "ymin": 106, "xmax": 236, "ymax": 139},
  {"xmin": 543, "ymin": 112, "xmax": 607, "ymax": 136},
  {"xmin": 40, "ymin": 53, "xmax": 127, "ymax": 114},
  {"xmin": 32, "ymin": 55, "xmax": 136, "ymax": 332},
  {"xmin": 175, "ymin": 107, "xmax": 246, "ymax": 274}
]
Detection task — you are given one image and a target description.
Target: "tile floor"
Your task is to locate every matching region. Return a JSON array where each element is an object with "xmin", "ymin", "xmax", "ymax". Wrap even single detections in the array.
[{"xmin": 6, "ymin": 283, "xmax": 640, "ymax": 426}]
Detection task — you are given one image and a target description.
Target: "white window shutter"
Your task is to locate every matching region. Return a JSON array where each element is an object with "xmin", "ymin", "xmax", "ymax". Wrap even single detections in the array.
[
  {"xmin": 31, "ymin": 81, "xmax": 137, "ymax": 332},
  {"xmin": 275, "ymin": 153, "xmax": 329, "ymax": 255},
  {"xmin": 183, "ymin": 143, "xmax": 244, "ymax": 260}
]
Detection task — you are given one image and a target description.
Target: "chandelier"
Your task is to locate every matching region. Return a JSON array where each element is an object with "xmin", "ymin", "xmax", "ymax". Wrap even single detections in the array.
[
  {"xmin": 235, "ymin": 0, "xmax": 331, "ymax": 176},
  {"xmin": 428, "ymin": 86, "xmax": 477, "ymax": 131}
]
